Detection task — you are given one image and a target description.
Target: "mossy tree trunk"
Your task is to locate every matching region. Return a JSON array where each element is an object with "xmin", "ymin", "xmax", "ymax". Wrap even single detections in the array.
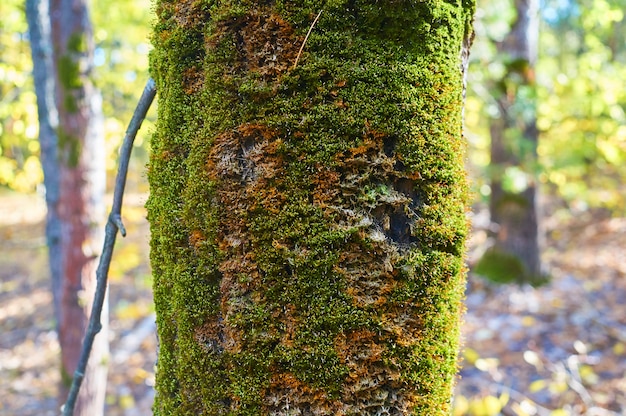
[
  {"xmin": 46, "ymin": 0, "xmax": 108, "ymax": 413},
  {"xmin": 479, "ymin": 0, "xmax": 544, "ymax": 285},
  {"xmin": 148, "ymin": 1, "xmax": 474, "ymax": 414}
]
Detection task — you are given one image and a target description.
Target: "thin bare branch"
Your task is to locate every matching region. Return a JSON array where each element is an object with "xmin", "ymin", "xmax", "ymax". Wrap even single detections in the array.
[{"xmin": 62, "ymin": 78, "xmax": 156, "ymax": 416}]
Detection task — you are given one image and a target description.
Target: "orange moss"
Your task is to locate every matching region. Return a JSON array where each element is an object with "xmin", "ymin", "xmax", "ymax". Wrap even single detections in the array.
[
  {"xmin": 157, "ymin": 149, "xmax": 175, "ymax": 161},
  {"xmin": 205, "ymin": 123, "xmax": 289, "ymax": 362},
  {"xmin": 311, "ymin": 165, "xmax": 340, "ymax": 206},
  {"xmin": 157, "ymin": 30, "xmax": 171, "ymax": 42},
  {"xmin": 182, "ymin": 65, "xmax": 204, "ymax": 94},
  {"xmin": 208, "ymin": 8, "xmax": 301, "ymax": 81},
  {"xmin": 334, "ymin": 329, "xmax": 412, "ymax": 412},
  {"xmin": 188, "ymin": 229, "xmax": 205, "ymax": 251},
  {"xmin": 263, "ymin": 372, "xmax": 343, "ymax": 415},
  {"xmin": 334, "ymin": 330, "xmax": 384, "ymax": 364}
]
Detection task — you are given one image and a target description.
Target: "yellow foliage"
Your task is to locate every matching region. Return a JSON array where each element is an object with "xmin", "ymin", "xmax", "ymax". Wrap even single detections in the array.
[
  {"xmin": 453, "ymin": 394, "xmax": 469, "ymax": 415},
  {"xmin": 119, "ymin": 393, "xmax": 135, "ymax": 409},
  {"xmin": 529, "ymin": 379, "xmax": 547, "ymax": 393},
  {"xmin": 579, "ymin": 364, "xmax": 599, "ymax": 385},
  {"xmin": 463, "ymin": 347, "xmax": 480, "ymax": 365},
  {"xmin": 467, "ymin": 395, "xmax": 503, "ymax": 416}
]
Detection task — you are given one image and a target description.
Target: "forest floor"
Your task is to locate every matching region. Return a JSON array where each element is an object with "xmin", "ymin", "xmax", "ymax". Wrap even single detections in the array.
[{"xmin": 0, "ymin": 190, "xmax": 624, "ymax": 416}]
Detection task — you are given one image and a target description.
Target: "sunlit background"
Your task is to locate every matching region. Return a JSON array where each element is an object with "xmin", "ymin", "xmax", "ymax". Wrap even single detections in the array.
[{"xmin": 466, "ymin": 0, "xmax": 626, "ymax": 213}]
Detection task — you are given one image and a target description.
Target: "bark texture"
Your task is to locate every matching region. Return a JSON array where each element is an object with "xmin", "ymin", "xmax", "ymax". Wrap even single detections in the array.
[
  {"xmin": 480, "ymin": 0, "xmax": 544, "ymax": 285},
  {"xmin": 148, "ymin": 1, "xmax": 474, "ymax": 414},
  {"xmin": 26, "ymin": 0, "xmax": 62, "ymax": 321},
  {"xmin": 48, "ymin": 0, "xmax": 108, "ymax": 412}
]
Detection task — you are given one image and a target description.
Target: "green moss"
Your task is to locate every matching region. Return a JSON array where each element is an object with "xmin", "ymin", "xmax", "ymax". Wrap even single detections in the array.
[
  {"xmin": 148, "ymin": 0, "xmax": 474, "ymax": 414},
  {"xmin": 475, "ymin": 248, "xmax": 525, "ymax": 284},
  {"xmin": 67, "ymin": 32, "xmax": 87, "ymax": 54},
  {"xmin": 57, "ymin": 54, "xmax": 81, "ymax": 110},
  {"xmin": 57, "ymin": 54, "xmax": 81, "ymax": 88},
  {"xmin": 56, "ymin": 33, "xmax": 89, "ymax": 113},
  {"xmin": 475, "ymin": 247, "xmax": 550, "ymax": 286},
  {"xmin": 57, "ymin": 128, "xmax": 81, "ymax": 167},
  {"xmin": 60, "ymin": 365, "xmax": 73, "ymax": 389}
]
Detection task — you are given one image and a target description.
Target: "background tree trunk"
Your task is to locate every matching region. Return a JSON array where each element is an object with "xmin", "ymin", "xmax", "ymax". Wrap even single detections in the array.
[
  {"xmin": 479, "ymin": 0, "xmax": 544, "ymax": 285},
  {"xmin": 26, "ymin": 0, "xmax": 62, "ymax": 325},
  {"xmin": 148, "ymin": 1, "xmax": 474, "ymax": 414},
  {"xmin": 27, "ymin": 0, "xmax": 108, "ymax": 413}
]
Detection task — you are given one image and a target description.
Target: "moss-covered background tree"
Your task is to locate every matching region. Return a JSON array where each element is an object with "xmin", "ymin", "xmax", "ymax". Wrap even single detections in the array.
[
  {"xmin": 475, "ymin": 0, "xmax": 543, "ymax": 285},
  {"xmin": 147, "ymin": 1, "xmax": 474, "ymax": 414}
]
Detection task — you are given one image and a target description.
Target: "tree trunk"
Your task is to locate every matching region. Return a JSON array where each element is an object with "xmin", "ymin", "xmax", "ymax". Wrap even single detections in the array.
[
  {"xmin": 41, "ymin": 0, "xmax": 108, "ymax": 413},
  {"xmin": 148, "ymin": 2, "xmax": 474, "ymax": 414},
  {"xmin": 480, "ymin": 0, "xmax": 544, "ymax": 285},
  {"xmin": 26, "ymin": 0, "xmax": 62, "ymax": 323}
]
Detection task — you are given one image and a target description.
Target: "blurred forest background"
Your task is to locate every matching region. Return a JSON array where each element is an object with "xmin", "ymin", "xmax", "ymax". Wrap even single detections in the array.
[{"xmin": 0, "ymin": 0, "xmax": 625, "ymax": 415}]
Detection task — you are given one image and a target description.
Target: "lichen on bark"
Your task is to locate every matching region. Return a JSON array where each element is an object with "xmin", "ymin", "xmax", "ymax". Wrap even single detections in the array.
[{"xmin": 148, "ymin": 1, "xmax": 474, "ymax": 414}]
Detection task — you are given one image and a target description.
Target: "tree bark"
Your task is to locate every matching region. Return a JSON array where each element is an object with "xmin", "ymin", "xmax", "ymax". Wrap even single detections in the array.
[
  {"xmin": 148, "ymin": 1, "xmax": 474, "ymax": 414},
  {"xmin": 44, "ymin": 0, "xmax": 108, "ymax": 413},
  {"xmin": 26, "ymin": 0, "xmax": 62, "ymax": 325},
  {"xmin": 481, "ymin": 0, "xmax": 544, "ymax": 284}
]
